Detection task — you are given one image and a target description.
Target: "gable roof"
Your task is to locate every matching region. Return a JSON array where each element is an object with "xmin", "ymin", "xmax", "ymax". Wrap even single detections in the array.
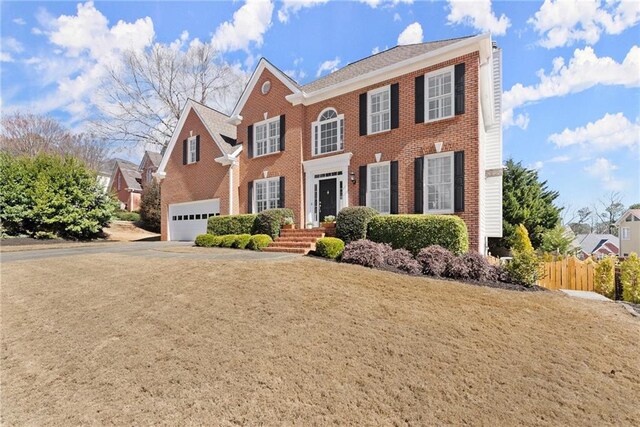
[
  {"xmin": 141, "ymin": 151, "xmax": 163, "ymax": 169},
  {"xmin": 615, "ymin": 209, "xmax": 640, "ymax": 226},
  {"xmin": 113, "ymin": 159, "xmax": 142, "ymax": 191},
  {"xmin": 156, "ymin": 99, "xmax": 241, "ymax": 176},
  {"xmin": 301, "ymin": 36, "xmax": 473, "ymax": 93},
  {"xmin": 574, "ymin": 234, "xmax": 620, "ymax": 254}
]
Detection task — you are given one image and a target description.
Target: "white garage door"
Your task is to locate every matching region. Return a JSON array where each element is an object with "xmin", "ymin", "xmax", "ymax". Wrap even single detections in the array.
[{"xmin": 168, "ymin": 199, "xmax": 220, "ymax": 241}]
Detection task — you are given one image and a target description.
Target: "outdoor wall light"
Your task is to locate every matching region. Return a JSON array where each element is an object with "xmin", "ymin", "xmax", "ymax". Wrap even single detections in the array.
[{"xmin": 349, "ymin": 171, "xmax": 357, "ymax": 184}]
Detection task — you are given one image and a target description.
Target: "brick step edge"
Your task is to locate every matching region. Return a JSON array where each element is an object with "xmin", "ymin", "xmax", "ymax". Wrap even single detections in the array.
[
  {"xmin": 268, "ymin": 241, "xmax": 315, "ymax": 248},
  {"xmin": 275, "ymin": 236, "xmax": 320, "ymax": 242},
  {"xmin": 262, "ymin": 247, "xmax": 309, "ymax": 254}
]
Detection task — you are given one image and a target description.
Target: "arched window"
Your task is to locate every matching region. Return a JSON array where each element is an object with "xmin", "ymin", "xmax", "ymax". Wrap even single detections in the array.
[{"xmin": 312, "ymin": 108, "xmax": 344, "ymax": 156}]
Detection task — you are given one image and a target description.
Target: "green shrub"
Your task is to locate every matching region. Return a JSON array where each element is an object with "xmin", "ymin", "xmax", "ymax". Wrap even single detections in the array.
[
  {"xmin": 505, "ymin": 250, "xmax": 540, "ymax": 287},
  {"xmin": 621, "ymin": 253, "xmax": 640, "ymax": 303},
  {"xmin": 594, "ymin": 256, "xmax": 616, "ymax": 298},
  {"xmin": 233, "ymin": 234, "xmax": 252, "ymax": 249},
  {"xmin": 253, "ymin": 208, "xmax": 294, "ymax": 239},
  {"xmin": 315, "ymin": 237, "xmax": 345, "ymax": 259},
  {"xmin": 511, "ymin": 223, "xmax": 534, "ymax": 253},
  {"xmin": 0, "ymin": 153, "xmax": 117, "ymax": 239},
  {"xmin": 366, "ymin": 214, "xmax": 469, "ymax": 255},
  {"xmin": 220, "ymin": 234, "xmax": 238, "ymax": 248},
  {"xmin": 139, "ymin": 180, "xmax": 160, "ymax": 232},
  {"xmin": 336, "ymin": 206, "xmax": 379, "ymax": 244},
  {"xmin": 247, "ymin": 234, "xmax": 273, "ymax": 251},
  {"xmin": 195, "ymin": 234, "xmax": 217, "ymax": 247},
  {"xmin": 207, "ymin": 214, "xmax": 257, "ymax": 236},
  {"xmin": 114, "ymin": 210, "xmax": 140, "ymax": 222}
]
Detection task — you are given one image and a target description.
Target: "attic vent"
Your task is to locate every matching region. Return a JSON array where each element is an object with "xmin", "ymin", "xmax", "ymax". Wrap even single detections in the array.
[{"xmin": 261, "ymin": 80, "xmax": 271, "ymax": 95}]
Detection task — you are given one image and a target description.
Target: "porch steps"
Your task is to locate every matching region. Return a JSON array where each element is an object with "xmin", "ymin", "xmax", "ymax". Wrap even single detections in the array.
[{"xmin": 262, "ymin": 228, "xmax": 326, "ymax": 255}]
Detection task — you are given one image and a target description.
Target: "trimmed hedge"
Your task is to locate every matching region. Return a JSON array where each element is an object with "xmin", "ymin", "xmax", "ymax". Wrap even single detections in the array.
[
  {"xmin": 233, "ymin": 234, "xmax": 252, "ymax": 249},
  {"xmin": 336, "ymin": 206, "xmax": 379, "ymax": 244},
  {"xmin": 195, "ymin": 234, "xmax": 217, "ymax": 247},
  {"xmin": 315, "ymin": 237, "xmax": 345, "ymax": 260},
  {"xmin": 207, "ymin": 214, "xmax": 257, "ymax": 236},
  {"xmin": 367, "ymin": 214, "xmax": 469, "ymax": 255},
  {"xmin": 247, "ymin": 234, "xmax": 273, "ymax": 251},
  {"xmin": 253, "ymin": 208, "xmax": 295, "ymax": 239},
  {"xmin": 220, "ymin": 234, "xmax": 238, "ymax": 248}
]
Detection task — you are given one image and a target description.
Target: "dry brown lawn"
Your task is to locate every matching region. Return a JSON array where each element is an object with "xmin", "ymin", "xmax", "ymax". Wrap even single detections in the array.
[{"xmin": 1, "ymin": 250, "xmax": 639, "ymax": 425}]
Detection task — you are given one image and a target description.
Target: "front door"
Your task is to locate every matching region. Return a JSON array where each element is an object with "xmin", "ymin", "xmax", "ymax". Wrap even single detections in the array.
[{"xmin": 318, "ymin": 178, "xmax": 337, "ymax": 222}]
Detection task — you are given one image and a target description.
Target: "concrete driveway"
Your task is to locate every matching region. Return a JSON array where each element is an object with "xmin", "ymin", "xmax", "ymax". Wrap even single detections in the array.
[{"xmin": 0, "ymin": 241, "xmax": 299, "ymax": 263}]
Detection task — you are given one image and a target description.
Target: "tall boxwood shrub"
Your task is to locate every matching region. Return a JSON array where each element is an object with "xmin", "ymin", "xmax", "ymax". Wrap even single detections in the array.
[
  {"xmin": 253, "ymin": 208, "xmax": 294, "ymax": 239},
  {"xmin": 336, "ymin": 206, "xmax": 379, "ymax": 244},
  {"xmin": 0, "ymin": 153, "xmax": 116, "ymax": 239},
  {"xmin": 620, "ymin": 253, "xmax": 640, "ymax": 303},
  {"xmin": 366, "ymin": 214, "xmax": 469, "ymax": 255},
  {"xmin": 594, "ymin": 256, "xmax": 615, "ymax": 298},
  {"xmin": 207, "ymin": 214, "xmax": 257, "ymax": 236}
]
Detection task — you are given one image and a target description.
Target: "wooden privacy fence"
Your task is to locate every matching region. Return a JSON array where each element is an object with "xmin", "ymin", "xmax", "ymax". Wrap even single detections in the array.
[{"xmin": 538, "ymin": 257, "xmax": 595, "ymax": 291}]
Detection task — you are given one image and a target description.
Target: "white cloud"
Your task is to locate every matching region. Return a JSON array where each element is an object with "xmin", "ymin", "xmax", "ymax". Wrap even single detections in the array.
[
  {"xmin": 211, "ymin": 0, "xmax": 274, "ymax": 52},
  {"xmin": 372, "ymin": 46, "xmax": 380, "ymax": 54},
  {"xmin": 0, "ymin": 52, "xmax": 14, "ymax": 63},
  {"xmin": 397, "ymin": 22, "xmax": 423, "ymax": 45},
  {"xmin": 503, "ymin": 45, "xmax": 640, "ymax": 128},
  {"xmin": 278, "ymin": 0, "xmax": 329, "ymax": 23},
  {"xmin": 285, "ymin": 68, "xmax": 306, "ymax": 81},
  {"xmin": 529, "ymin": 0, "xmax": 640, "ymax": 49},
  {"xmin": 549, "ymin": 155, "xmax": 571, "ymax": 163},
  {"xmin": 584, "ymin": 158, "xmax": 625, "ymax": 191},
  {"xmin": 316, "ymin": 57, "xmax": 341, "ymax": 77},
  {"xmin": 1, "ymin": 37, "xmax": 24, "ymax": 60},
  {"xmin": 447, "ymin": 0, "xmax": 511, "ymax": 36},
  {"xmin": 549, "ymin": 113, "xmax": 640, "ymax": 151},
  {"xmin": 393, "ymin": 12, "xmax": 401, "ymax": 22},
  {"xmin": 13, "ymin": 17, "xmax": 26, "ymax": 25},
  {"xmin": 358, "ymin": 0, "xmax": 413, "ymax": 8}
]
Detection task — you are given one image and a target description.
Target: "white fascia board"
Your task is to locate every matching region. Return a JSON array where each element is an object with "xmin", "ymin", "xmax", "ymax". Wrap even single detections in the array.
[
  {"xmin": 229, "ymin": 58, "xmax": 301, "ymax": 121},
  {"xmin": 287, "ymin": 33, "xmax": 492, "ymax": 107}
]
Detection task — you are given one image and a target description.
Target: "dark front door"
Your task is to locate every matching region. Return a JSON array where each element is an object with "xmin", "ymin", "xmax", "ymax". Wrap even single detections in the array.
[{"xmin": 319, "ymin": 178, "xmax": 337, "ymax": 222}]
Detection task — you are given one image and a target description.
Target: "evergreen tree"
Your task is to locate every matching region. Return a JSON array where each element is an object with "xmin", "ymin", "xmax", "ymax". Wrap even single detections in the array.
[
  {"xmin": 499, "ymin": 159, "xmax": 561, "ymax": 250},
  {"xmin": 139, "ymin": 180, "xmax": 161, "ymax": 232}
]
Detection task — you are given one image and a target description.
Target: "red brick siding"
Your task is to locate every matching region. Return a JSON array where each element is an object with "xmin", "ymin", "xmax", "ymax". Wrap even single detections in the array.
[
  {"xmin": 110, "ymin": 168, "xmax": 141, "ymax": 212},
  {"xmin": 160, "ymin": 109, "xmax": 232, "ymax": 241},
  {"xmin": 237, "ymin": 69, "xmax": 306, "ymax": 226}
]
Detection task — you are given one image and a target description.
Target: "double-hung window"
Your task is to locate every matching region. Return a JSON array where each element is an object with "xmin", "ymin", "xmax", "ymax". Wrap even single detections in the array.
[
  {"xmin": 254, "ymin": 117, "xmax": 280, "ymax": 157},
  {"xmin": 622, "ymin": 227, "xmax": 631, "ymax": 240},
  {"xmin": 425, "ymin": 152, "xmax": 454, "ymax": 213},
  {"xmin": 312, "ymin": 109, "xmax": 344, "ymax": 156},
  {"xmin": 368, "ymin": 162, "xmax": 390, "ymax": 214},
  {"xmin": 368, "ymin": 86, "xmax": 390, "ymax": 134},
  {"xmin": 426, "ymin": 66, "xmax": 454, "ymax": 121},
  {"xmin": 187, "ymin": 136, "xmax": 197, "ymax": 164},
  {"xmin": 254, "ymin": 177, "xmax": 280, "ymax": 213}
]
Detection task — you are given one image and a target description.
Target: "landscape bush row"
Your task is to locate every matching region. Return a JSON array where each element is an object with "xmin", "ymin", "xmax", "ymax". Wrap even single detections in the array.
[
  {"xmin": 195, "ymin": 233, "xmax": 273, "ymax": 251},
  {"xmin": 207, "ymin": 208, "xmax": 294, "ymax": 239},
  {"xmin": 594, "ymin": 253, "xmax": 640, "ymax": 304}
]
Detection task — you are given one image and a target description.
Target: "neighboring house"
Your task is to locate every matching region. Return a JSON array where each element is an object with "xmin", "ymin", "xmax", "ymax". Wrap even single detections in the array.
[
  {"xmin": 139, "ymin": 150, "xmax": 163, "ymax": 189},
  {"xmin": 573, "ymin": 234, "xmax": 620, "ymax": 260},
  {"xmin": 155, "ymin": 99, "xmax": 239, "ymax": 241},
  {"xmin": 157, "ymin": 33, "xmax": 503, "ymax": 251},
  {"xmin": 96, "ymin": 159, "xmax": 116, "ymax": 193},
  {"xmin": 109, "ymin": 159, "xmax": 143, "ymax": 212},
  {"xmin": 616, "ymin": 209, "xmax": 640, "ymax": 257}
]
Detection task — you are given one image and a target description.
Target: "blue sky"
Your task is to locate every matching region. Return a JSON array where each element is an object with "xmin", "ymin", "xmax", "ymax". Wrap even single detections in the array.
[{"xmin": 1, "ymin": 0, "xmax": 639, "ymax": 212}]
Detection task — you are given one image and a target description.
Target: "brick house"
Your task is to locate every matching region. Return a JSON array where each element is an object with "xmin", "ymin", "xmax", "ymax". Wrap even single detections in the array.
[
  {"xmin": 156, "ymin": 33, "xmax": 503, "ymax": 253},
  {"xmin": 109, "ymin": 159, "xmax": 142, "ymax": 212},
  {"xmin": 139, "ymin": 150, "xmax": 163, "ymax": 189}
]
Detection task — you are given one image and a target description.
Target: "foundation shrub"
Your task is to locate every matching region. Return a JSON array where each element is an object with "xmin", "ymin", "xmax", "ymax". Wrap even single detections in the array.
[
  {"xmin": 233, "ymin": 234, "xmax": 252, "ymax": 249},
  {"xmin": 384, "ymin": 248, "xmax": 422, "ymax": 275},
  {"xmin": 253, "ymin": 208, "xmax": 294, "ymax": 239},
  {"xmin": 461, "ymin": 252, "xmax": 493, "ymax": 281},
  {"xmin": 335, "ymin": 207, "xmax": 379, "ymax": 244},
  {"xmin": 341, "ymin": 239, "xmax": 391, "ymax": 269},
  {"xmin": 594, "ymin": 256, "xmax": 616, "ymax": 298},
  {"xmin": 620, "ymin": 253, "xmax": 640, "ymax": 303},
  {"xmin": 220, "ymin": 234, "xmax": 238, "ymax": 248},
  {"xmin": 416, "ymin": 245, "xmax": 455, "ymax": 277},
  {"xmin": 207, "ymin": 214, "xmax": 257, "ymax": 236},
  {"xmin": 194, "ymin": 234, "xmax": 216, "ymax": 247},
  {"xmin": 247, "ymin": 234, "xmax": 273, "ymax": 251},
  {"xmin": 315, "ymin": 237, "xmax": 345, "ymax": 260}
]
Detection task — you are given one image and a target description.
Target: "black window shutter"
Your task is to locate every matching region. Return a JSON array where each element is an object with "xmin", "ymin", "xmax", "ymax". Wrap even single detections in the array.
[
  {"xmin": 415, "ymin": 75, "xmax": 425, "ymax": 124},
  {"xmin": 278, "ymin": 176, "xmax": 285, "ymax": 208},
  {"xmin": 195, "ymin": 135, "xmax": 200, "ymax": 162},
  {"xmin": 359, "ymin": 165, "xmax": 367, "ymax": 206},
  {"xmin": 390, "ymin": 83, "xmax": 399, "ymax": 129},
  {"xmin": 359, "ymin": 93, "xmax": 367, "ymax": 136},
  {"xmin": 390, "ymin": 160, "xmax": 399, "ymax": 214},
  {"xmin": 247, "ymin": 125, "xmax": 253, "ymax": 159},
  {"xmin": 182, "ymin": 139, "xmax": 188, "ymax": 165},
  {"xmin": 454, "ymin": 151, "xmax": 465, "ymax": 212},
  {"xmin": 279, "ymin": 115, "xmax": 285, "ymax": 151},
  {"xmin": 414, "ymin": 157, "xmax": 424, "ymax": 213},
  {"xmin": 248, "ymin": 181, "xmax": 254, "ymax": 213},
  {"xmin": 454, "ymin": 63, "xmax": 465, "ymax": 115}
]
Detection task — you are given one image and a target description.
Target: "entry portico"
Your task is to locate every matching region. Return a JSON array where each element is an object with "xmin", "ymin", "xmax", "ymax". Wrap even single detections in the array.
[{"xmin": 302, "ymin": 152, "xmax": 352, "ymax": 226}]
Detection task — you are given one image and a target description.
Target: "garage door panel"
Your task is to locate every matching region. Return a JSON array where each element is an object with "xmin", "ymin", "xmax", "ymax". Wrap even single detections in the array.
[{"xmin": 168, "ymin": 199, "xmax": 219, "ymax": 241}]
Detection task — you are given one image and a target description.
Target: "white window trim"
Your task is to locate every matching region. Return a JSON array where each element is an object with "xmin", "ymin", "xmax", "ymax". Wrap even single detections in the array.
[
  {"xmin": 621, "ymin": 227, "xmax": 630, "ymax": 240},
  {"xmin": 424, "ymin": 151, "xmax": 455, "ymax": 214},
  {"xmin": 367, "ymin": 85, "xmax": 391, "ymax": 135},
  {"xmin": 187, "ymin": 136, "xmax": 197, "ymax": 164},
  {"xmin": 366, "ymin": 161, "xmax": 391, "ymax": 215},
  {"xmin": 424, "ymin": 65, "xmax": 455, "ymax": 123},
  {"xmin": 253, "ymin": 116, "xmax": 280, "ymax": 158},
  {"xmin": 311, "ymin": 108, "xmax": 344, "ymax": 157},
  {"xmin": 253, "ymin": 176, "xmax": 280, "ymax": 213}
]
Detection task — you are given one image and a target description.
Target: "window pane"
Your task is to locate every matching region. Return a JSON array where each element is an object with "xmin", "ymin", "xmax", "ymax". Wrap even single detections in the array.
[{"xmin": 426, "ymin": 155, "xmax": 453, "ymax": 211}]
